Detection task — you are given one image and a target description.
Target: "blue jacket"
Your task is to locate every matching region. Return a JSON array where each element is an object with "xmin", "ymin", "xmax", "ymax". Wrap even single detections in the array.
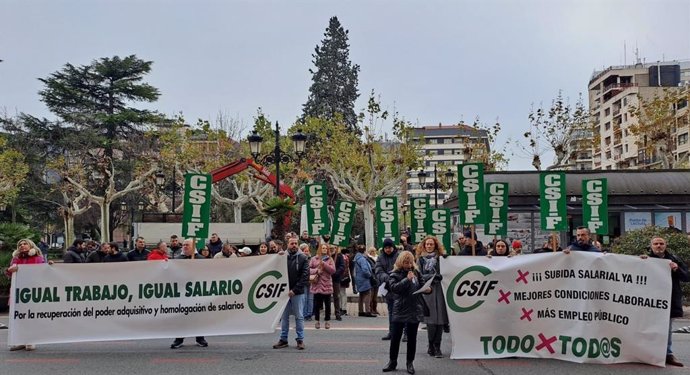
[{"xmin": 353, "ymin": 253, "xmax": 372, "ymax": 293}]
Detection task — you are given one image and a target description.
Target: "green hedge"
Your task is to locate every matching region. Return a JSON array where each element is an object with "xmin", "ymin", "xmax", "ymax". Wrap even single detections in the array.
[{"xmin": 611, "ymin": 226, "xmax": 690, "ymax": 301}]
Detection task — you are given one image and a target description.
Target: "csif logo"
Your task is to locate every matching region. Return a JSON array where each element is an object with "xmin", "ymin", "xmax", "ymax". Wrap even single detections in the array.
[
  {"xmin": 446, "ymin": 265, "xmax": 498, "ymax": 313},
  {"xmin": 248, "ymin": 270, "xmax": 288, "ymax": 314}
]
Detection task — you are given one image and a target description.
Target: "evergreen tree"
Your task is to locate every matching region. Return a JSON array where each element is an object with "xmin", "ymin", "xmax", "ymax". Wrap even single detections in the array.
[
  {"xmin": 38, "ymin": 55, "xmax": 163, "ymax": 158},
  {"xmin": 302, "ymin": 16, "xmax": 361, "ymax": 134}
]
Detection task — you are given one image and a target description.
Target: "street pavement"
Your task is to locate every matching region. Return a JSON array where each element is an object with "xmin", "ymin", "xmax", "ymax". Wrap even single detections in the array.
[{"xmin": 2, "ymin": 308, "xmax": 690, "ymax": 375}]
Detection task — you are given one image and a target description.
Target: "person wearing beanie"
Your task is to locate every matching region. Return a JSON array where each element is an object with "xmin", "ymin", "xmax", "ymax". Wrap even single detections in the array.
[
  {"xmin": 458, "ymin": 231, "xmax": 486, "ymax": 256},
  {"xmin": 511, "ymin": 240, "xmax": 523, "ymax": 255},
  {"xmin": 376, "ymin": 237, "xmax": 401, "ymax": 340}
]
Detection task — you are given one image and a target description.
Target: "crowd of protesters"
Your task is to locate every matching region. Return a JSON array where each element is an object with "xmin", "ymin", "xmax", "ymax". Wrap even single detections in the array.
[{"xmin": 5, "ymin": 226, "xmax": 687, "ymax": 369}]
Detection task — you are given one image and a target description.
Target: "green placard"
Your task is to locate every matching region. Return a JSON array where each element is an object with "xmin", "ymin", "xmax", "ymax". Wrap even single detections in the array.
[
  {"xmin": 330, "ymin": 200, "xmax": 356, "ymax": 247},
  {"xmin": 457, "ymin": 163, "xmax": 485, "ymax": 225},
  {"xmin": 425, "ymin": 208, "xmax": 451, "ymax": 251},
  {"xmin": 182, "ymin": 173, "xmax": 212, "ymax": 239},
  {"xmin": 485, "ymin": 182, "xmax": 509, "ymax": 236},
  {"xmin": 305, "ymin": 183, "xmax": 330, "ymax": 236},
  {"xmin": 410, "ymin": 197, "xmax": 429, "ymax": 245},
  {"xmin": 539, "ymin": 172, "xmax": 567, "ymax": 231},
  {"xmin": 582, "ymin": 179, "xmax": 608, "ymax": 235},
  {"xmin": 375, "ymin": 196, "xmax": 399, "ymax": 248}
]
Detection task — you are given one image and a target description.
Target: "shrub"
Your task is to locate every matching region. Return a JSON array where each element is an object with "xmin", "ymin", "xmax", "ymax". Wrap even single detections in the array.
[
  {"xmin": 611, "ymin": 226, "xmax": 690, "ymax": 301},
  {"xmin": 0, "ymin": 222, "xmax": 41, "ymax": 252}
]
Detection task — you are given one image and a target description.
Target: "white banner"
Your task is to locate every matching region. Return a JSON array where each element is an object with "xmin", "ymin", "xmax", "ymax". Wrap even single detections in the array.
[
  {"xmin": 441, "ymin": 252, "xmax": 671, "ymax": 366},
  {"xmin": 9, "ymin": 255, "xmax": 289, "ymax": 345}
]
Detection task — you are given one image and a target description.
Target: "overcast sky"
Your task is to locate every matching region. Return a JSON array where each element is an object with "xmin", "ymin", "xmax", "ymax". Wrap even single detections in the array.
[{"xmin": 2, "ymin": 0, "xmax": 689, "ymax": 170}]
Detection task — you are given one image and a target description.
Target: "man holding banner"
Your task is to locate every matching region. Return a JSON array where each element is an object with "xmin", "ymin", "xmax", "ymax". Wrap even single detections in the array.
[
  {"xmin": 273, "ymin": 237, "xmax": 309, "ymax": 350},
  {"xmin": 170, "ymin": 239, "xmax": 208, "ymax": 349},
  {"xmin": 565, "ymin": 227, "xmax": 599, "ymax": 252},
  {"xmin": 646, "ymin": 236, "xmax": 689, "ymax": 367}
]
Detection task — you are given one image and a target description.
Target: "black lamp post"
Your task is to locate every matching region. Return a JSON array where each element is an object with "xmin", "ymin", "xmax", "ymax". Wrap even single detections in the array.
[
  {"xmin": 155, "ymin": 167, "xmax": 179, "ymax": 214},
  {"xmin": 417, "ymin": 165, "xmax": 456, "ymax": 208},
  {"xmin": 121, "ymin": 201, "xmax": 145, "ymax": 249},
  {"xmin": 247, "ymin": 122, "xmax": 307, "ymax": 196}
]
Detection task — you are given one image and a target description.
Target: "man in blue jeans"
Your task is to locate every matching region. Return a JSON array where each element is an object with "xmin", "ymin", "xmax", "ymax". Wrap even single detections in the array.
[{"xmin": 273, "ymin": 237, "xmax": 310, "ymax": 350}]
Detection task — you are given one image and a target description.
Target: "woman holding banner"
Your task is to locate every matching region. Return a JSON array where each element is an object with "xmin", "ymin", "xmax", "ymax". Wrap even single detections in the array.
[
  {"xmin": 416, "ymin": 236, "xmax": 449, "ymax": 358},
  {"xmin": 384, "ymin": 250, "xmax": 430, "ymax": 374},
  {"xmin": 6, "ymin": 239, "xmax": 51, "ymax": 351}
]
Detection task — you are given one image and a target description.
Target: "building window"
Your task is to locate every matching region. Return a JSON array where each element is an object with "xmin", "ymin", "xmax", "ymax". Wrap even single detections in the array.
[
  {"xmin": 679, "ymin": 133, "xmax": 689, "ymax": 145},
  {"xmin": 605, "ymin": 122, "xmax": 611, "ymax": 131},
  {"xmin": 605, "ymin": 108, "xmax": 610, "ymax": 117},
  {"xmin": 622, "ymin": 97, "xmax": 627, "ymax": 106},
  {"xmin": 605, "ymin": 136, "xmax": 611, "ymax": 146},
  {"xmin": 624, "ymin": 144, "xmax": 628, "ymax": 153}
]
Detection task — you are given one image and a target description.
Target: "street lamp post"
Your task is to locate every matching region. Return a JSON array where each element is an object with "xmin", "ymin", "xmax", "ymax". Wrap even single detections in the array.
[
  {"xmin": 416, "ymin": 165, "xmax": 456, "ymax": 208},
  {"xmin": 247, "ymin": 122, "xmax": 307, "ymax": 196},
  {"xmin": 120, "ymin": 201, "xmax": 145, "ymax": 250},
  {"xmin": 155, "ymin": 166, "xmax": 178, "ymax": 214}
]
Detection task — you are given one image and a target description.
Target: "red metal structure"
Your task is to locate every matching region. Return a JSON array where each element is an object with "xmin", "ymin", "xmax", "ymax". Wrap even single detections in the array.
[{"xmin": 209, "ymin": 158, "xmax": 296, "ymax": 201}]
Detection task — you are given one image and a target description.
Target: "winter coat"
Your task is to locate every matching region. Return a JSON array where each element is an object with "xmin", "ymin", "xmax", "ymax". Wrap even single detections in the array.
[
  {"xmin": 207, "ymin": 239, "xmax": 224, "ymax": 256},
  {"xmin": 127, "ymin": 248, "xmax": 150, "ymax": 261},
  {"xmin": 353, "ymin": 252, "xmax": 372, "ymax": 293},
  {"xmin": 5, "ymin": 252, "xmax": 45, "ymax": 278},
  {"xmin": 458, "ymin": 242, "xmax": 487, "ymax": 256},
  {"xmin": 418, "ymin": 254, "xmax": 449, "ymax": 325},
  {"xmin": 309, "ymin": 255, "xmax": 336, "ymax": 294},
  {"xmin": 340, "ymin": 254, "xmax": 352, "ymax": 288},
  {"xmin": 388, "ymin": 268, "xmax": 425, "ymax": 323},
  {"xmin": 286, "ymin": 250, "xmax": 310, "ymax": 296},
  {"xmin": 86, "ymin": 249, "xmax": 109, "ymax": 263},
  {"xmin": 104, "ymin": 252, "xmax": 128, "ymax": 262},
  {"xmin": 375, "ymin": 249, "xmax": 400, "ymax": 301},
  {"xmin": 331, "ymin": 253, "xmax": 345, "ymax": 284},
  {"xmin": 568, "ymin": 241, "xmax": 599, "ymax": 252},
  {"xmin": 63, "ymin": 247, "xmax": 86, "ymax": 263},
  {"xmin": 649, "ymin": 250, "xmax": 690, "ymax": 318},
  {"xmin": 147, "ymin": 251, "xmax": 169, "ymax": 261}
]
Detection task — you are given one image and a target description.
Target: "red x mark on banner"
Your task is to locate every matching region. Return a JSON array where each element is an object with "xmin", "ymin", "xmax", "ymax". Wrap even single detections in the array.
[
  {"xmin": 535, "ymin": 333, "xmax": 557, "ymax": 354},
  {"xmin": 515, "ymin": 269, "xmax": 529, "ymax": 284},
  {"xmin": 520, "ymin": 307, "xmax": 533, "ymax": 321},
  {"xmin": 497, "ymin": 289, "xmax": 511, "ymax": 304}
]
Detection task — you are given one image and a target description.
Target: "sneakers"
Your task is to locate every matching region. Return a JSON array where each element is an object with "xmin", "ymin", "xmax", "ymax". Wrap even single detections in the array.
[
  {"xmin": 666, "ymin": 354, "xmax": 684, "ymax": 367},
  {"xmin": 272, "ymin": 340, "xmax": 289, "ymax": 349},
  {"xmin": 296, "ymin": 340, "xmax": 305, "ymax": 350},
  {"xmin": 9, "ymin": 345, "xmax": 26, "ymax": 351},
  {"xmin": 381, "ymin": 333, "xmax": 392, "ymax": 341},
  {"xmin": 196, "ymin": 338, "xmax": 208, "ymax": 347},
  {"xmin": 325, "ymin": 322, "xmax": 330, "ymax": 329},
  {"xmin": 170, "ymin": 339, "xmax": 184, "ymax": 349},
  {"xmin": 25, "ymin": 345, "xmax": 36, "ymax": 351},
  {"xmin": 315, "ymin": 321, "xmax": 321, "ymax": 329},
  {"xmin": 402, "ymin": 334, "xmax": 408, "ymax": 342}
]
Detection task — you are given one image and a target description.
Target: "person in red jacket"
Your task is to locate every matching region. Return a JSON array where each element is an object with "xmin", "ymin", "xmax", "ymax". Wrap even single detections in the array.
[
  {"xmin": 6, "ymin": 239, "xmax": 52, "ymax": 351},
  {"xmin": 147, "ymin": 241, "xmax": 169, "ymax": 261}
]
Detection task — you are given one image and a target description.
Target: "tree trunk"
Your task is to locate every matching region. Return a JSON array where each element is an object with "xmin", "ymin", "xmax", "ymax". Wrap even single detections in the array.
[
  {"xmin": 99, "ymin": 203, "xmax": 111, "ymax": 243},
  {"xmin": 64, "ymin": 212, "xmax": 75, "ymax": 249},
  {"xmin": 234, "ymin": 205, "xmax": 242, "ymax": 223},
  {"xmin": 362, "ymin": 200, "xmax": 375, "ymax": 249}
]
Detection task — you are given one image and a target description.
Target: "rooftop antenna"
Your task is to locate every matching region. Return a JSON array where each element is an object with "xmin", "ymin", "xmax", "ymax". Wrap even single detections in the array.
[{"xmin": 624, "ymin": 41, "xmax": 627, "ymax": 65}]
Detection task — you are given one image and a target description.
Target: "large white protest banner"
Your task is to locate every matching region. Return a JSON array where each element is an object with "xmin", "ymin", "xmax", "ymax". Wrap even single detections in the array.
[
  {"xmin": 9, "ymin": 255, "xmax": 289, "ymax": 345},
  {"xmin": 441, "ymin": 252, "xmax": 671, "ymax": 366}
]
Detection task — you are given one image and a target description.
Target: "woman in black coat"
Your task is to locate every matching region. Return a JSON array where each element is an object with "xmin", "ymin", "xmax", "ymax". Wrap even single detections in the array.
[{"xmin": 383, "ymin": 250, "xmax": 430, "ymax": 374}]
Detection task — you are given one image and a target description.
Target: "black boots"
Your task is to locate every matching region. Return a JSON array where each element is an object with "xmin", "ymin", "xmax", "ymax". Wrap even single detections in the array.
[
  {"xmin": 406, "ymin": 361, "xmax": 415, "ymax": 374},
  {"xmin": 382, "ymin": 361, "xmax": 397, "ymax": 372}
]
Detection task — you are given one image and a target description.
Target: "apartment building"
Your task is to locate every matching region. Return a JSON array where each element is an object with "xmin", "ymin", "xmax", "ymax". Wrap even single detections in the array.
[
  {"xmin": 587, "ymin": 60, "xmax": 690, "ymax": 170},
  {"xmin": 405, "ymin": 124, "xmax": 489, "ymax": 208}
]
